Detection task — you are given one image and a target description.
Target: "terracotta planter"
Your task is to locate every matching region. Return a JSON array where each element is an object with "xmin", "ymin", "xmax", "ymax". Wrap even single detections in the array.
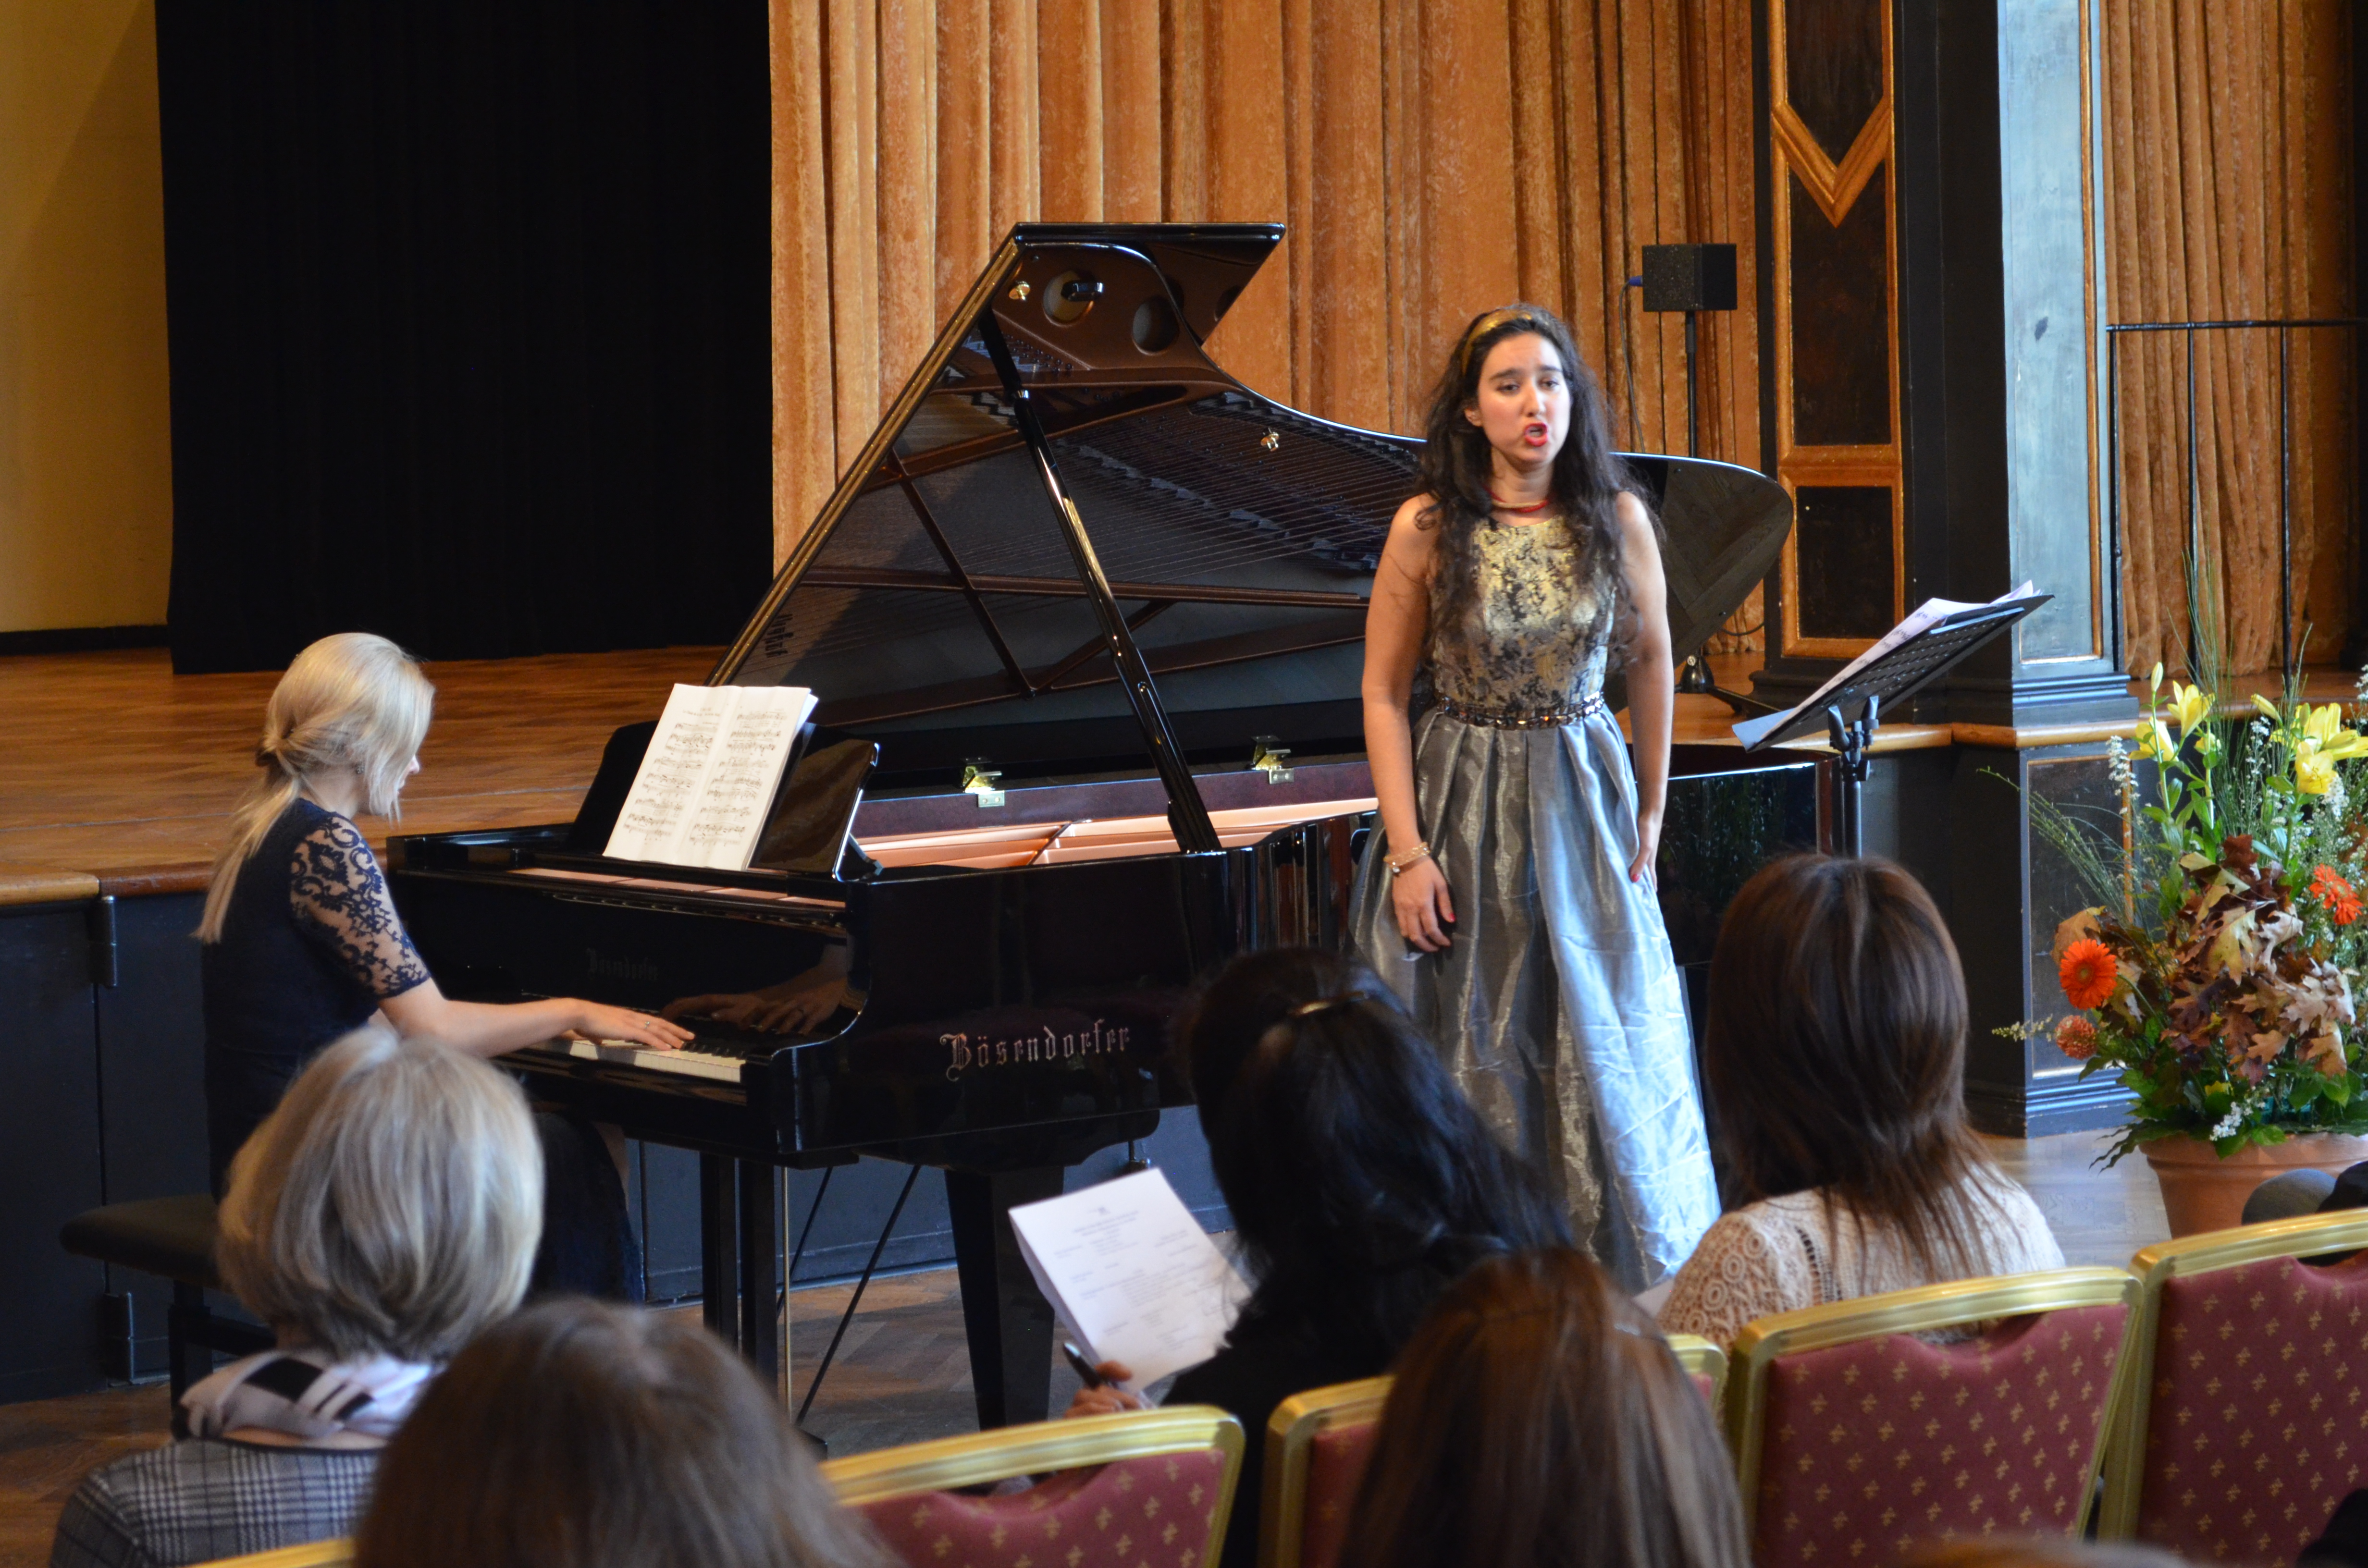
[{"xmin": 2140, "ymin": 1131, "xmax": 2368, "ymax": 1237}]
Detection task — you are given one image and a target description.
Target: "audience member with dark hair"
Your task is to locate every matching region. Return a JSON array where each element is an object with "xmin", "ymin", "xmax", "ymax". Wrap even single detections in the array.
[
  {"xmin": 355, "ymin": 1298, "xmax": 885, "ymax": 1568},
  {"xmin": 51, "ymin": 1026, "xmax": 543, "ymax": 1568},
  {"xmin": 1070, "ymin": 946, "xmax": 1569, "ymax": 1568},
  {"xmin": 1659, "ymin": 853, "xmax": 2062, "ymax": 1348},
  {"xmin": 1340, "ymin": 1247, "xmax": 1747, "ymax": 1568}
]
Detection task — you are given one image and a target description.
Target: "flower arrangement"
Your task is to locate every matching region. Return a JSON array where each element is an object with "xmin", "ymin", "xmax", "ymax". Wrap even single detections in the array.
[{"xmin": 2028, "ymin": 663, "xmax": 2368, "ymax": 1164}]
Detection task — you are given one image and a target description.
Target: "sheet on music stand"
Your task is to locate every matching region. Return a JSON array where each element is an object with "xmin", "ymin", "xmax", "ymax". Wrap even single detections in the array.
[
  {"xmin": 603, "ymin": 684, "xmax": 818, "ymax": 869},
  {"xmin": 1732, "ymin": 582, "xmax": 2036, "ymax": 750}
]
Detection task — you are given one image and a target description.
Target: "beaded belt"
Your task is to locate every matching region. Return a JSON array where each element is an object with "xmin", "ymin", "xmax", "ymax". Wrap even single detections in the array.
[{"xmin": 1438, "ymin": 693, "xmax": 1606, "ymax": 729}]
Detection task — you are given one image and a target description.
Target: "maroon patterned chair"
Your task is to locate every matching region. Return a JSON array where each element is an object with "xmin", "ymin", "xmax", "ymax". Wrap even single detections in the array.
[
  {"xmin": 1260, "ymin": 1376, "xmax": 1390, "ymax": 1568},
  {"xmin": 2100, "ymin": 1208, "xmax": 2368, "ymax": 1564},
  {"xmin": 1726, "ymin": 1267, "xmax": 2142, "ymax": 1566},
  {"xmin": 825, "ymin": 1408, "xmax": 1246, "ymax": 1568}
]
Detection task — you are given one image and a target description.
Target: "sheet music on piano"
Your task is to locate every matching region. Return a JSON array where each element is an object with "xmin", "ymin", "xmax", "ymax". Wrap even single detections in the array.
[{"xmin": 603, "ymin": 683, "xmax": 817, "ymax": 870}]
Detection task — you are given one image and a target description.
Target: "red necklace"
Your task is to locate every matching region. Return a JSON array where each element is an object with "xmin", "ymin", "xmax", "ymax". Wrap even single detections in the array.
[{"xmin": 1489, "ymin": 492, "xmax": 1553, "ymax": 515}]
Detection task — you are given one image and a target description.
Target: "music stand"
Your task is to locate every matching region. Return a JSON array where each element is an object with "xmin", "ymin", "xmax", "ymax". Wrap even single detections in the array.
[{"xmin": 1739, "ymin": 595, "xmax": 2049, "ymax": 856}]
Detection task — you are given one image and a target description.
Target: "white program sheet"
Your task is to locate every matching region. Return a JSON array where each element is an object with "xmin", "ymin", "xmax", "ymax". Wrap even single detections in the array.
[{"xmin": 1008, "ymin": 1167, "xmax": 1249, "ymax": 1393}]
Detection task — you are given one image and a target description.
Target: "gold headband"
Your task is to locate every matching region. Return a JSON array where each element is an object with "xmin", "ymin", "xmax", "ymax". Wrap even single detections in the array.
[{"xmin": 1456, "ymin": 308, "xmax": 1549, "ymax": 375}]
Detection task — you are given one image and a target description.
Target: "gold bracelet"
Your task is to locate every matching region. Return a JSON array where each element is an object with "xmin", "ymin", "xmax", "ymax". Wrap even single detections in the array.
[{"xmin": 1386, "ymin": 841, "xmax": 1433, "ymax": 876}]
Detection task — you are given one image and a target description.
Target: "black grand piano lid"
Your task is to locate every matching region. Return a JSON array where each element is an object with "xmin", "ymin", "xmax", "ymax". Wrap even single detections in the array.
[{"xmin": 711, "ymin": 223, "xmax": 1792, "ymax": 783}]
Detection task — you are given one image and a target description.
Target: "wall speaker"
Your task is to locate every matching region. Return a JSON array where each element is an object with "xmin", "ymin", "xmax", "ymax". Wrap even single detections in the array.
[{"xmin": 1640, "ymin": 244, "xmax": 1738, "ymax": 313}]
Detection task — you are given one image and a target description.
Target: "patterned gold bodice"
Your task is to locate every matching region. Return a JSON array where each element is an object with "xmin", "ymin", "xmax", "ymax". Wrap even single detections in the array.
[{"xmin": 1427, "ymin": 518, "xmax": 1613, "ymax": 711}]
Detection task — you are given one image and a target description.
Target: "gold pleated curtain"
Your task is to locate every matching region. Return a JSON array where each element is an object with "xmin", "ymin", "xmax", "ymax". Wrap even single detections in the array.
[
  {"xmin": 2104, "ymin": 0, "xmax": 2357, "ymax": 677},
  {"xmin": 770, "ymin": 0, "xmax": 1764, "ymax": 608}
]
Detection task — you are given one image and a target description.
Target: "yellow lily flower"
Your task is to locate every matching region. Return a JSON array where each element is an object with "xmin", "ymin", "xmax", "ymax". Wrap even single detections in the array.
[
  {"xmin": 2253, "ymin": 693, "xmax": 2282, "ymax": 722},
  {"xmin": 2169, "ymin": 682, "xmax": 2211, "ymax": 734},
  {"xmin": 2150, "ymin": 661, "xmax": 2165, "ymax": 693},
  {"xmin": 2302, "ymin": 703, "xmax": 2368, "ymax": 760},
  {"xmin": 2298, "ymin": 748, "xmax": 2338, "ymax": 796},
  {"xmin": 2136, "ymin": 718, "xmax": 2176, "ymax": 761}
]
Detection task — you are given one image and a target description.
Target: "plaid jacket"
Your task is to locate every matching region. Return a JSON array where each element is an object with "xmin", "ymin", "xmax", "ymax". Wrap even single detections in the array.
[{"xmin": 49, "ymin": 1437, "xmax": 377, "ymax": 1568}]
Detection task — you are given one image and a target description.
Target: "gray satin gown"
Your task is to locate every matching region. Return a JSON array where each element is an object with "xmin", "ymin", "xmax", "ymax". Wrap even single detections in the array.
[{"xmin": 1348, "ymin": 518, "xmax": 1718, "ymax": 1290}]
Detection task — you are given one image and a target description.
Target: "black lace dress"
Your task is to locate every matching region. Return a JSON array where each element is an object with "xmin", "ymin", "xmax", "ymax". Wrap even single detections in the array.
[
  {"xmin": 202, "ymin": 799, "xmax": 640, "ymax": 1298},
  {"xmin": 202, "ymin": 799, "xmax": 428, "ymax": 1182}
]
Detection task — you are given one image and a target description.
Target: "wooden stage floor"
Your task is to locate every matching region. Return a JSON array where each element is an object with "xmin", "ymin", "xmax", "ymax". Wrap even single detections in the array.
[
  {"xmin": 0, "ymin": 646, "xmax": 723, "ymax": 891},
  {"xmin": 7, "ymin": 642, "xmax": 2351, "ymax": 897},
  {"xmin": 0, "ymin": 645, "xmax": 1794, "ymax": 893}
]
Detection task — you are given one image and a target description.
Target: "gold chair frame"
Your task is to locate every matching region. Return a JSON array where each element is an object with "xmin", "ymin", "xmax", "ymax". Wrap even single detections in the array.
[
  {"xmin": 1725, "ymin": 1266, "xmax": 2144, "ymax": 1538},
  {"xmin": 193, "ymin": 1543, "xmax": 354, "ymax": 1568},
  {"xmin": 2096, "ymin": 1206, "xmax": 2368, "ymax": 1539},
  {"xmin": 824, "ymin": 1405, "xmax": 1246, "ymax": 1568},
  {"xmin": 1258, "ymin": 1375, "xmax": 1392, "ymax": 1568},
  {"xmin": 1667, "ymin": 1331, "xmax": 1727, "ymax": 1410}
]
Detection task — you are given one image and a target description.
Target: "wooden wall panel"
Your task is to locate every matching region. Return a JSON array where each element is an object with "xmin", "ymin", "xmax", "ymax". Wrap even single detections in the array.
[{"xmin": 769, "ymin": 0, "xmax": 1770, "ymax": 631}]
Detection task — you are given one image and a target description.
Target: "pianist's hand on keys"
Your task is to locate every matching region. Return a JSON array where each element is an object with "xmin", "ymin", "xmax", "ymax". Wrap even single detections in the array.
[{"xmin": 560, "ymin": 1002, "xmax": 693, "ymax": 1052}]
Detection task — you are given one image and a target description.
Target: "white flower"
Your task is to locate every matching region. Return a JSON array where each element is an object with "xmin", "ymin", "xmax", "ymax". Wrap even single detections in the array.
[{"xmin": 2107, "ymin": 735, "xmax": 2134, "ymax": 792}]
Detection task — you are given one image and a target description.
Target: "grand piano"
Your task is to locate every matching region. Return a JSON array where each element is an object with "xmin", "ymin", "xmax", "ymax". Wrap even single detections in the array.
[{"xmin": 386, "ymin": 223, "xmax": 1817, "ymax": 1427}]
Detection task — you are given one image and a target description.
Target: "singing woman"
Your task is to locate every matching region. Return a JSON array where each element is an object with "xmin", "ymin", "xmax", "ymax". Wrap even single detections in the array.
[{"xmin": 1347, "ymin": 303, "xmax": 1716, "ymax": 1290}]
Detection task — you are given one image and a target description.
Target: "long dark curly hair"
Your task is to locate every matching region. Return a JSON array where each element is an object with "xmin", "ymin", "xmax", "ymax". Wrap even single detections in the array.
[
  {"xmin": 1179, "ymin": 949, "xmax": 1569, "ymax": 1368},
  {"xmin": 1414, "ymin": 303, "xmax": 1636, "ymax": 648}
]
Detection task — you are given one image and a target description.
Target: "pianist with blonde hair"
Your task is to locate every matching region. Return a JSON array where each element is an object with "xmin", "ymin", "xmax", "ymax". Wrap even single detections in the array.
[{"xmin": 198, "ymin": 631, "xmax": 690, "ymax": 1291}]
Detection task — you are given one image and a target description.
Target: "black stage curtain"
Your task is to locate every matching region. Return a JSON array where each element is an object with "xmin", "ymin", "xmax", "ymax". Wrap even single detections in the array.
[{"xmin": 158, "ymin": 1, "xmax": 771, "ymax": 673}]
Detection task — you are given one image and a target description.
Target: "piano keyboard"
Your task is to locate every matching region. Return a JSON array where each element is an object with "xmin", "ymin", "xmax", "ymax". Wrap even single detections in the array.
[{"xmin": 558, "ymin": 1039, "xmax": 755, "ymax": 1084}]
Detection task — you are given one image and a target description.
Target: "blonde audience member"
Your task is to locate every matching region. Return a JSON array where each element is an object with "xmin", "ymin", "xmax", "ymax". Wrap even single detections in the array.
[
  {"xmin": 50, "ymin": 1026, "xmax": 542, "ymax": 1568},
  {"xmin": 356, "ymin": 1298, "xmax": 886, "ymax": 1568},
  {"xmin": 1659, "ymin": 854, "xmax": 2062, "ymax": 1348},
  {"xmin": 1340, "ymin": 1247, "xmax": 1747, "ymax": 1568}
]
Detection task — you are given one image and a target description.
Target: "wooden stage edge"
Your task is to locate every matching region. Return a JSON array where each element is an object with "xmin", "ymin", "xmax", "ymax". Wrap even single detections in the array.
[{"xmin": 1, "ymin": 646, "xmax": 2351, "ymax": 898}]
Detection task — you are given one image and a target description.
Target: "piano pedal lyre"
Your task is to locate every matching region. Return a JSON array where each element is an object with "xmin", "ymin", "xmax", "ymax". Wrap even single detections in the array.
[
  {"xmin": 962, "ymin": 761, "xmax": 1006, "ymax": 808},
  {"xmin": 1250, "ymin": 737, "xmax": 1293, "ymax": 785}
]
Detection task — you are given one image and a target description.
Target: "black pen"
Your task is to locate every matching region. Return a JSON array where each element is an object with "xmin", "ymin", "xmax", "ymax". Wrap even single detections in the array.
[{"xmin": 1061, "ymin": 1340, "xmax": 1105, "ymax": 1389}]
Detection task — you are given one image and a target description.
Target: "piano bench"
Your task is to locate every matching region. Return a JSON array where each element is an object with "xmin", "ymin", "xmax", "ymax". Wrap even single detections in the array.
[{"xmin": 60, "ymin": 1194, "xmax": 274, "ymax": 1401}]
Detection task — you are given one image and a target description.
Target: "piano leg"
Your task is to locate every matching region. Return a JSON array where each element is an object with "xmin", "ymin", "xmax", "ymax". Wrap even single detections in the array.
[
  {"xmin": 698, "ymin": 1151, "xmax": 782, "ymax": 1383},
  {"xmin": 700, "ymin": 1154, "xmax": 741, "ymax": 1348},
  {"xmin": 945, "ymin": 1166, "xmax": 1064, "ymax": 1429},
  {"xmin": 738, "ymin": 1159, "xmax": 778, "ymax": 1384},
  {"xmin": 698, "ymin": 1155, "xmax": 783, "ymax": 1382}
]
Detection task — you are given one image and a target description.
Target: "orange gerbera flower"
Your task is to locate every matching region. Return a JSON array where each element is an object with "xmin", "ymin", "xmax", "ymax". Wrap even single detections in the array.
[
  {"xmin": 2312, "ymin": 865, "xmax": 2364, "ymax": 927},
  {"xmin": 2058, "ymin": 938, "xmax": 2117, "ymax": 1010}
]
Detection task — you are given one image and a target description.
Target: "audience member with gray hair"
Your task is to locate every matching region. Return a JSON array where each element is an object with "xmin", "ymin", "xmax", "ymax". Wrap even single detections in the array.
[{"xmin": 50, "ymin": 1024, "xmax": 543, "ymax": 1568}]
